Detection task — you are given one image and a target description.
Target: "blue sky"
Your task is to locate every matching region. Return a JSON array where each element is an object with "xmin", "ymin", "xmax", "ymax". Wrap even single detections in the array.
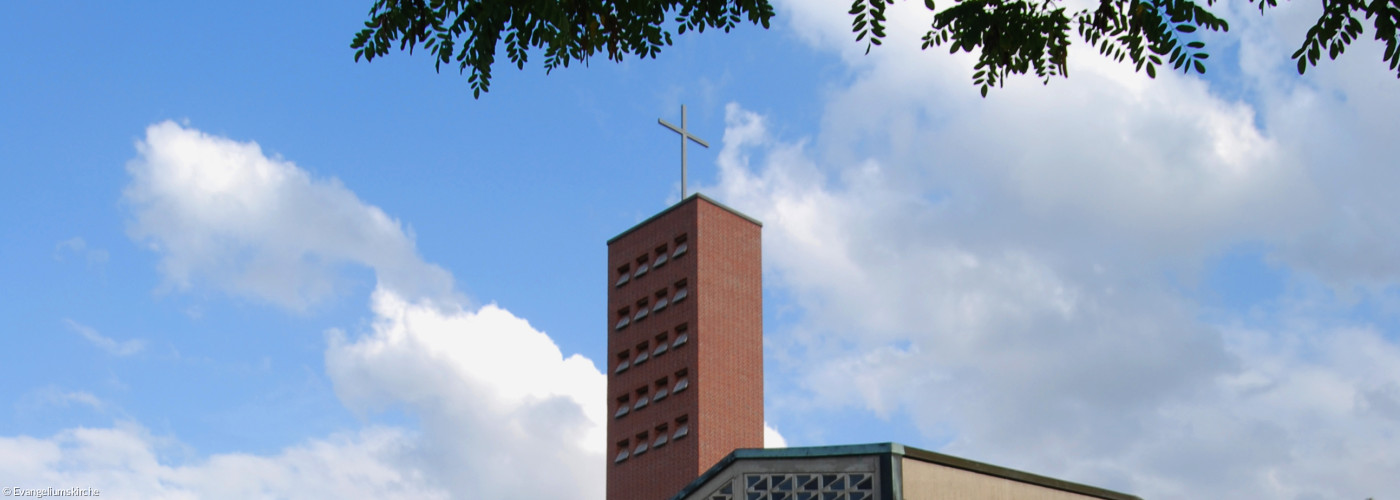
[{"xmin": 3, "ymin": 1, "xmax": 1398, "ymax": 498}]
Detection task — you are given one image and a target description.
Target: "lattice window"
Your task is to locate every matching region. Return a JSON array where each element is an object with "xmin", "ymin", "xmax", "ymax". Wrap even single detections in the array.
[
  {"xmin": 732, "ymin": 472, "xmax": 875, "ymax": 500},
  {"xmin": 704, "ymin": 481, "xmax": 734, "ymax": 500}
]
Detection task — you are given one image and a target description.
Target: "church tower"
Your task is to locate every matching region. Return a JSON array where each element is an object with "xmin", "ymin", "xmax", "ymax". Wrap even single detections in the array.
[{"xmin": 606, "ymin": 194, "xmax": 764, "ymax": 500}]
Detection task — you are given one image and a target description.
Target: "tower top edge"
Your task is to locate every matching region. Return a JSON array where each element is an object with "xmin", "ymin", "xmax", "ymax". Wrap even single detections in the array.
[{"xmin": 607, "ymin": 193, "xmax": 763, "ymax": 245}]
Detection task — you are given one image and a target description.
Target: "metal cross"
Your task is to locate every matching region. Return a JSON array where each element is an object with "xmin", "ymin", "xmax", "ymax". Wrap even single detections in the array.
[{"xmin": 658, "ymin": 105, "xmax": 709, "ymax": 198}]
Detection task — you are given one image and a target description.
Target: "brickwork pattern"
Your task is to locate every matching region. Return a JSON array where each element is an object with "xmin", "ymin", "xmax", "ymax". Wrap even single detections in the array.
[{"xmin": 606, "ymin": 196, "xmax": 763, "ymax": 500}]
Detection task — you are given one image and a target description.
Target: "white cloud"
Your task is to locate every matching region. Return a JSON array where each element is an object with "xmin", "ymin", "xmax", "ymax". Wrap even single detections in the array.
[
  {"xmin": 123, "ymin": 121, "xmax": 455, "ymax": 311},
  {"xmin": 54, "ymin": 237, "xmax": 110, "ymax": 267},
  {"xmin": 18, "ymin": 387, "xmax": 106, "ymax": 414},
  {"xmin": 325, "ymin": 288, "xmax": 606, "ymax": 499},
  {"xmin": 23, "ymin": 286, "xmax": 608, "ymax": 499},
  {"xmin": 104, "ymin": 122, "xmax": 610, "ymax": 498},
  {"xmin": 64, "ymin": 319, "xmax": 145, "ymax": 357},
  {"xmin": 0, "ymin": 424, "xmax": 446, "ymax": 500},
  {"xmin": 763, "ymin": 423, "xmax": 787, "ymax": 449},
  {"xmin": 704, "ymin": 31, "xmax": 1400, "ymax": 492}
]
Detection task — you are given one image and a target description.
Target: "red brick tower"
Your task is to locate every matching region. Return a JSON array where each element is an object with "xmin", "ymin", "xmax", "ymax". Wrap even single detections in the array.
[{"xmin": 606, "ymin": 194, "xmax": 763, "ymax": 500}]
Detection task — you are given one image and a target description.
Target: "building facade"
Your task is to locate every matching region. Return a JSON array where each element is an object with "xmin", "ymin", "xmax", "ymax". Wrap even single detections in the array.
[
  {"xmin": 606, "ymin": 194, "xmax": 765, "ymax": 500},
  {"xmin": 670, "ymin": 444, "xmax": 1143, "ymax": 500},
  {"xmin": 606, "ymin": 194, "xmax": 1139, "ymax": 500}
]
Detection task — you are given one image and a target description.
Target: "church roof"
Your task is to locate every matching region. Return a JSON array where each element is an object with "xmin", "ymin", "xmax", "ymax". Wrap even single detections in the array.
[{"xmin": 669, "ymin": 442, "xmax": 1142, "ymax": 500}]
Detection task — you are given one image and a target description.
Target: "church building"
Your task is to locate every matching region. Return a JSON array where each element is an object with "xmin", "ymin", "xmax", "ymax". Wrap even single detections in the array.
[{"xmin": 608, "ymin": 109, "xmax": 1138, "ymax": 500}]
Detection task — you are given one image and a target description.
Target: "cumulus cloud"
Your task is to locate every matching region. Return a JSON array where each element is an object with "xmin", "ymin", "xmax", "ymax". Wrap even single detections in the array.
[
  {"xmin": 64, "ymin": 319, "xmax": 145, "ymax": 357},
  {"xmin": 326, "ymin": 289, "xmax": 606, "ymax": 499},
  {"xmin": 0, "ymin": 424, "xmax": 445, "ymax": 500},
  {"xmin": 711, "ymin": 96, "xmax": 1400, "ymax": 497},
  {"xmin": 123, "ymin": 121, "xmax": 455, "ymax": 311},
  {"xmin": 763, "ymin": 423, "xmax": 787, "ymax": 449},
  {"xmin": 704, "ymin": 1, "xmax": 1400, "ymax": 492},
  {"xmin": 0, "ymin": 123, "xmax": 610, "ymax": 498}
]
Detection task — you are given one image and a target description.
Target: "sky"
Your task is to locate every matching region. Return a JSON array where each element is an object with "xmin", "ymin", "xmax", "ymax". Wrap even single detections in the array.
[{"xmin": 1, "ymin": 1, "xmax": 1398, "ymax": 498}]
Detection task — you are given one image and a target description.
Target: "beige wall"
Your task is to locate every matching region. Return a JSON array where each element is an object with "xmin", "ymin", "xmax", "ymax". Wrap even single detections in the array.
[{"xmin": 901, "ymin": 457, "xmax": 1105, "ymax": 500}]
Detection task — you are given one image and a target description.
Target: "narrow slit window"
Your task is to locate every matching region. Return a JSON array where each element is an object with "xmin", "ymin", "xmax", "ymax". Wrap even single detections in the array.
[
  {"xmin": 672, "ymin": 324, "xmax": 689, "ymax": 348},
  {"xmin": 653, "ymin": 245, "xmax": 669, "ymax": 268},
  {"xmin": 652, "ymin": 377, "xmax": 670, "ymax": 401},
  {"xmin": 633, "ymin": 307, "xmax": 648, "ymax": 322},
  {"xmin": 614, "ymin": 395, "xmax": 630, "ymax": 419},
  {"xmin": 633, "ymin": 387, "xmax": 649, "ymax": 410},
  {"xmin": 652, "ymin": 290, "xmax": 669, "ymax": 313},
  {"xmin": 672, "ymin": 235, "xmax": 688, "ymax": 259},
  {"xmin": 615, "ymin": 440, "xmax": 630, "ymax": 463},
  {"xmin": 633, "ymin": 433, "xmax": 650, "ymax": 456},
  {"xmin": 652, "ymin": 333, "xmax": 669, "ymax": 356},
  {"xmin": 615, "ymin": 308, "xmax": 630, "ymax": 331},
  {"xmin": 614, "ymin": 352, "xmax": 630, "ymax": 374},
  {"xmin": 673, "ymin": 369, "xmax": 689, "ymax": 393},
  {"xmin": 671, "ymin": 280, "xmax": 688, "ymax": 303},
  {"xmin": 633, "ymin": 256, "xmax": 650, "ymax": 278},
  {"xmin": 673, "ymin": 416, "xmax": 690, "ymax": 440},
  {"xmin": 633, "ymin": 342, "xmax": 650, "ymax": 366},
  {"xmin": 653, "ymin": 425, "xmax": 670, "ymax": 448},
  {"xmin": 615, "ymin": 265, "xmax": 630, "ymax": 288}
]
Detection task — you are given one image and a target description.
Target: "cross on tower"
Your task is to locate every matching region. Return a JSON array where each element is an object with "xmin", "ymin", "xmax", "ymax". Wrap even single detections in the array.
[{"xmin": 658, "ymin": 105, "xmax": 709, "ymax": 198}]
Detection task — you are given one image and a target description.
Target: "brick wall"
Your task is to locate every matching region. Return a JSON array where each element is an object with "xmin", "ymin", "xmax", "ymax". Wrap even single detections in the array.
[{"xmin": 606, "ymin": 195, "xmax": 763, "ymax": 500}]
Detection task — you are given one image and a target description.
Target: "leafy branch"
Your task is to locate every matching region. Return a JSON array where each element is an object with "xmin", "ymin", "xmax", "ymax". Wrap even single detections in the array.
[
  {"xmin": 352, "ymin": 0, "xmax": 774, "ymax": 97},
  {"xmin": 852, "ymin": 0, "xmax": 1399, "ymax": 94},
  {"xmin": 352, "ymin": 0, "xmax": 1400, "ymax": 97}
]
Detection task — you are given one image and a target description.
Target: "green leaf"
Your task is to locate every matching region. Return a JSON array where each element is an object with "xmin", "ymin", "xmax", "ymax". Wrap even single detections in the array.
[
  {"xmin": 1194, "ymin": 59, "xmax": 1206, "ymax": 73},
  {"xmin": 1176, "ymin": 24, "xmax": 1197, "ymax": 33},
  {"xmin": 1146, "ymin": 63, "xmax": 1157, "ymax": 77}
]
